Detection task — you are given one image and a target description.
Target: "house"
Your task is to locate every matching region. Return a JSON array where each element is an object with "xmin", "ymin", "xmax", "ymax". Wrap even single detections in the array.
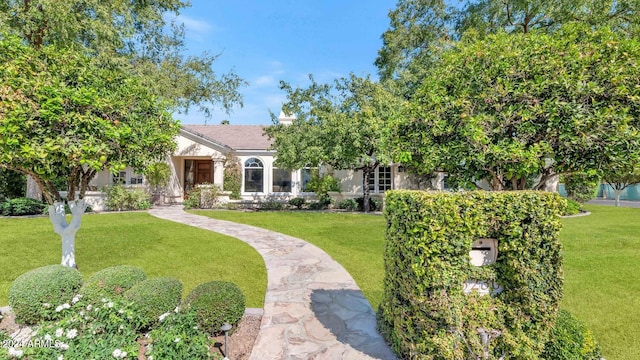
[{"xmin": 84, "ymin": 113, "xmax": 429, "ymax": 210}]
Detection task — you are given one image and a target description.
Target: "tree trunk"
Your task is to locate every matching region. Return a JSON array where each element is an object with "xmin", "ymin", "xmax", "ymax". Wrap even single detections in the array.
[
  {"xmin": 49, "ymin": 200, "xmax": 87, "ymax": 268},
  {"xmin": 362, "ymin": 167, "xmax": 372, "ymax": 213},
  {"xmin": 615, "ymin": 189, "xmax": 621, "ymax": 207},
  {"xmin": 26, "ymin": 176, "xmax": 42, "ymax": 201}
]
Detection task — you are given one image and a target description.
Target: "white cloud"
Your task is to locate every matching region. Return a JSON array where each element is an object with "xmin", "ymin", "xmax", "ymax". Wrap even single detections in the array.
[
  {"xmin": 254, "ymin": 75, "xmax": 275, "ymax": 87},
  {"xmin": 175, "ymin": 14, "xmax": 213, "ymax": 35}
]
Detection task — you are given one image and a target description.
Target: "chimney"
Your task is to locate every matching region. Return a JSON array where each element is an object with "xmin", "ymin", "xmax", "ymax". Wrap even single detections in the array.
[{"xmin": 278, "ymin": 111, "xmax": 296, "ymax": 125}]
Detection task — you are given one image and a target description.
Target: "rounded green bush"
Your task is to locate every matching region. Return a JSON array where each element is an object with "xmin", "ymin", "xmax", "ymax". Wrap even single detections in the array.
[
  {"xmin": 542, "ymin": 310, "xmax": 602, "ymax": 360},
  {"xmin": 182, "ymin": 281, "xmax": 246, "ymax": 334},
  {"xmin": 123, "ymin": 277, "xmax": 182, "ymax": 330},
  {"xmin": 80, "ymin": 265, "xmax": 146, "ymax": 303},
  {"xmin": 9, "ymin": 265, "xmax": 83, "ymax": 324}
]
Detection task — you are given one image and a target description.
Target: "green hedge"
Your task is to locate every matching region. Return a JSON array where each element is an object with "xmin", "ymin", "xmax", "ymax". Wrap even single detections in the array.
[
  {"xmin": 124, "ymin": 277, "xmax": 182, "ymax": 330},
  {"xmin": 182, "ymin": 281, "xmax": 246, "ymax": 335},
  {"xmin": 379, "ymin": 190, "xmax": 566, "ymax": 359},
  {"xmin": 0, "ymin": 197, "xmax": 46, "ymax": 216},
  {"xmin": 9, "ymin": 265, "xmax": 83, "ymax": 324},
  {"xmin": 80, "ymin": 265, "xmax": 147, "ymax": 303}
]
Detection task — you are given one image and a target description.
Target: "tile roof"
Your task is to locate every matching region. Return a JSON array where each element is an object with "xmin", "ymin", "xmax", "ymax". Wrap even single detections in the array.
[{"xmin": 181, "ymin": 125, "xmax": 273, "ymax": 150}]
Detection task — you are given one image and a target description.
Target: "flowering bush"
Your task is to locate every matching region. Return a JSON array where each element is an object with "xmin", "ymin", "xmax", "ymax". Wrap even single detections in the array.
[
  {"xmin": 124, "ymin": 277, "xmax": 182, "ymax": 330},
  {"xmin": 25, "ymin": 297, "xmax": 140, "ymax": 359},
  {"xmin": 182, "ymin": 281, "xmax": 245, "ymax": 335},
  {"xmin": 146, "ymin": 310, "xmax": 221, "ymax": 359},
  {"xmin": 80, "ymin": 265, "xmax": 147, "ymax": 303}
]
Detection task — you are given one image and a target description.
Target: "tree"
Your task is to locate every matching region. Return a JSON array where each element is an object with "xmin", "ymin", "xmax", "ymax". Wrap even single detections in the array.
[
  {"xmin": 265, "ymin": 74, "xmax": 402, "ymax": 212},
  {"xmin": 0, "ymin": 0, "xmax": 245, "ymax": 117},
  {"xmin": 602, "ymin": 165, "xmax": 640, "ymax": 206},
  {"xmin": 146, "ymin": 162, "xmax": 173, "ymax": 205},
  {"xmin": 376, "ymin": 0, "xmax": 640, "ymax": 95},
  {"xmin": 0, "ymin": 34, "xmax": 179, "ymax": 267},
  {"xmin": 388, "ymin": 25, "xmax": 640, "ymax": 191}
]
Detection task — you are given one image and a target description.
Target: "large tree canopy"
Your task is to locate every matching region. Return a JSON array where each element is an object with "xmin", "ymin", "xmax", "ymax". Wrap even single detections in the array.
[
  {"xmin": 389, "ymin": 24, "xmax": 640, "ymax": 191},
  {"xmin": 0, "ymin": 0, "xmax": 245, "ymax": 117},
  {"xmin": 377, "ymin": 0, "xmax": 640, "ymax": 95},
  {"xmin": 265, "ymin": 74, "xmax": 402, "ymax": 212}
]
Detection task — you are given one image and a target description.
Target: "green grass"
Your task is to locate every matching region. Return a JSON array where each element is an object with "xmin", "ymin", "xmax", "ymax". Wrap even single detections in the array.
[
  {"xmin": 0, "ymin": 212, "xmax": 266, "ymax": 308},
  {"xmin": 194, "ymin": 206, "xmax": 640, "ymax": 360}
]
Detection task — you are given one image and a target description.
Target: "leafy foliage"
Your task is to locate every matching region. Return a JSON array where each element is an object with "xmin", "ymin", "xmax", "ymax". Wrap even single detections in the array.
[
  {"xmin": 265, "ymin": 74, "xmax": 402, "ymax": 212},
  {"xmin": 288, "ymin": 197, "xmax": 307, "ymax": 209},
  {"xmin": 0, "ymin": 197, "xmax": 46, "ymax": 216},
  {"xmin": 146, "ymin": 162, "xmax": 172, "ymax": 191},
  {"xmin": 124, "ymin": 277, "xmax": 183, "ymax": 330},
  {"xmin": 0, "ymin": 168, "xmax": 25, "ymax": 201},
  {"xmin": 147, "ymin": 310, "xmax": 219, "ymax": 359},
  {"xmin": 183, "ymin": 185, "xmax": 221, "ymax": 209},
  {"xmin": 104, "ymin": 185, "xmax": 151, "ymax": 211},
  {"xmin": 80, "ymin": 265, "xmax": 147, "ymax": 304},
  {"xmin": 223, "ymin": 155, "xmax": 242, "ymax": 200},
  {"xmin": 258, "ymin": 200, "xmax": 285, "ymax": 211},
  {"xmin": 563, "ymin": 172, "xmax": 600, "ymax": 204},
  {"xmin": 379, "ymin": 190, "xmax": 566, "ymax": 359},
  {"xmin": 9, "ymin": 265, "xmax": 83, "ymax": 324},
  {"xmin": 389, "ymin": 24, "xmax": 640, "ymax": 191},
  {"xmin": 562, "ymin": 198, "xmax": 582, "ymax": 216},
  {"xmin": 542, "ymin": 309, "xmax": 602, "ymax": 360},
  {"xmin": 182, "ymin": 281, "xmax": 246, "ymax": 335},
  {"xmin": 338, "ymin": 198, "xmax": 359, "ymax": 211},
  {"xmin": 355, "ymin": 196, "xmax": 383, "ymax": 212},
  {"xmin": 304, "ymin": 170, "xmax": 341, "ymax": 204}
]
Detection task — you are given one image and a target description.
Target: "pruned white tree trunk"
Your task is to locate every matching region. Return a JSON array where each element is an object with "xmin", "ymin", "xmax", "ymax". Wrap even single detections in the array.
[
  {"xmin": 614, "ymin": 189, "xmax": 622, "ymax": 207},
  {"xmin": 49, "ymin": 200, "xmax": 87, "ymax": 268}
]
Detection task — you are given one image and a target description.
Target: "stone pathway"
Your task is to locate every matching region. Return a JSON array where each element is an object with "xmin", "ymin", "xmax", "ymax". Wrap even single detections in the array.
[{"xmin": 148, "ymin": 207, "xmax": 396, "ymax": 360}]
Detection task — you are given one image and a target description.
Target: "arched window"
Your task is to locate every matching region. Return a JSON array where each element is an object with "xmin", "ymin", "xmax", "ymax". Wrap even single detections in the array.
[{"xmin": 244, "ymin": 158, "xmax": 264, "ymax": 192}]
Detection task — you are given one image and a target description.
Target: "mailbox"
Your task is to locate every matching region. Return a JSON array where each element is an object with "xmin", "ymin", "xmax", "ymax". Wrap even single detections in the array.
[{"xmin": 469, "ymin": 238, "xmax": 498, "ymax": 267}]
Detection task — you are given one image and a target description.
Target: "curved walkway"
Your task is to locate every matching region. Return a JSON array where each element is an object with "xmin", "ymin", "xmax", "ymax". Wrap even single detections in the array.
[{"xmin": 148, "ymin": 207, "xmax": 396, "ymax": 360}]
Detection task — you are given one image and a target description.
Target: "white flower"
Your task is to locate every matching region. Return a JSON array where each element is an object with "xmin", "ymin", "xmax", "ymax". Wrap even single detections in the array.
[
  {"xmin": 79, "ymin": 311, "xmax": 85, "ymax": 316},
  {"xmin": 174, "ymin": 306, "xmax": 180, "ymax": 313},
  {"xmin": 148, "ymin": 356, "xmax": 154, "ymax": 360},
  {"xmin": 193, "ymin": 326, "xmax": 198, "ymax": 330},
  {"xmin": 66, "ymin": 329, "xmax": 78, "ymax": 339},
  {"xmin": 55, "ymin": 305, "xmax": 64, "ymax": 312},
  {"xmin": 121, "ymin": 352, "xmax": 127, "ymax": 358},
  {"xmin": 112, "ymin": 349, "xmax": 122, "ymax": 358},
  {"xmin": 42, "ymin": 303, "xmax": 51, "ymax": 308},
  {"xmin": 44, "ymin": 334, "xmax": 52, "ymax": 341},
  {"xmin": 118, "ymin": 309, "xmax": 124, "ymax": 314},
  {"xmin": 55, "ymin": 328, "xmax": 64, "ymax": 338},
  {"xmin": 107, "ymin": 302, "xmax": 114, "ymax": 308},
  {"xmin": 86, "ymin": 304, "xmax": 93, "ymax": 311},
  {"xmin": 174, "ymin": 337, "xmax": 180, "ymax": 343},
  {"xmin": 158, "ymin": 312, "xmax": 170, "ymax": 322},
  {"xmin": 58, "ymin": 342, "xmax": 69, "ymax": 351},
  {"xmin": 71, "ymin": 295, "xmax": 81, "ymax": 304},
  {"xmin": 58, "ymin": 355, "xmax": 64, "ymax": 360},
  {"xmin": 8, "ymin": 347, "xmax": 24, "ymax": 358},
  {"xmin": 101, "ymin": 298, "xmax": 108, "ymax": 303}
]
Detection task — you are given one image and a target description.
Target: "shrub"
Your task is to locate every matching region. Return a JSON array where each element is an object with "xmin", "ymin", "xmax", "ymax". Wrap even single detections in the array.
[
  {"xmin": 379, "ymin": 191, "xmax": 565, "ymax": 359},
  {"xmin": 104, "ymin": 185, "xmax": 150, "ymax": 211},
  {"xmin": 258, "ymin": 200, "xmax": 284, "ymax": 210},
  {"xmin": 563, "ymin": 172, "xmax": 600, "ymax": 203},
  {"xmin": 146, "ymin": 310, "xmax": 216, "ymax": 359},
  {"xmin": 288, "ymin": 197, "xmax": 306, "ymax": 209},
  {"xmin": 305, "ymin": 170, "xmax": 340, "ymax": 205},
  {"xmin": 355, "ymin": 196, "xmax": 382, "ymax": 212},
  {"xmin": 338, "ymin": 198, "xmax": 358, "ymax": 211},
  {"xmin": 28, "ymin": 297, "xmax": 141, "ymax": 359},
  {"xmin": 182, "ymin": 281, "xmax": 246, "ymax": 335},
  {"xmin": 9, "ymin": 265, "xmax": 83, "ymax": 324},
  {"xmin": 542, "ymin": 310, "xmax": 602, "ymax": 360},
  {"xmin": 0, "ymin": 197, "xmax": 46, "ymax": 216},
  {"xmin": 124, "ymin": 277, "xmax": 182, "ymax": 330},
  {"xmin": 184, "ymin": 184, "xmax": 220, "ymax": 209},
  {"xmin": 562, "ymin": 198, "xmax": 582, "ymax": 216},
  {"xmin": 80, "ymin": 265, "xmax": 147, "ymax": 303},
  {"xmin": 224, "ymin": 155, "xmax": 242, "ymax": 200}
]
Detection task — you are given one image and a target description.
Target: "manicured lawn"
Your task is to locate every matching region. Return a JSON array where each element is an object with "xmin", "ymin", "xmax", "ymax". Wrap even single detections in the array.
[
  {"xmin": 0, "ymin": 212, "xmax": 267, "ymax": 308},
  {"xmin": 194, "ymin": 205, "xmax": 640, "ymax": 360}
]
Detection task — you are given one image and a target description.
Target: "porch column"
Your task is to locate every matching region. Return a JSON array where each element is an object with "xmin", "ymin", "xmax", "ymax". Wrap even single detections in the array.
[{"xmin": 212, "ymin": 157, "xmax": 225, "ymax": 189}]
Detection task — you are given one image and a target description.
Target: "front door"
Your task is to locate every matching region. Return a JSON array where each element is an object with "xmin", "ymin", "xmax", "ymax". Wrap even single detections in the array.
[{"xmin": 184, "ymin": 159, "xmax": 213, "ymax": 193}]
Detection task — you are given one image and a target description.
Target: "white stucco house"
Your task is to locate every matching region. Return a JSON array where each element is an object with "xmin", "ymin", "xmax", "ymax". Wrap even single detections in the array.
[{"xmin": 83, "ymin": 113, "xmax": 430, "ymax": 210}]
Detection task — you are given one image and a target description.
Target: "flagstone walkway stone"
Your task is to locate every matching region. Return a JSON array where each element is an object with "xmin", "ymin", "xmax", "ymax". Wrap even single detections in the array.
[{"xmin": 148, "ymin": 206, "xmax": 397, "ymax": 360}]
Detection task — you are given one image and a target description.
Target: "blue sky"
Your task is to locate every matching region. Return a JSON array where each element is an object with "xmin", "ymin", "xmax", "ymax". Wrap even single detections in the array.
[{"xmin": 170, "ymin": 1, "xmax": 396, "ymax": 125}]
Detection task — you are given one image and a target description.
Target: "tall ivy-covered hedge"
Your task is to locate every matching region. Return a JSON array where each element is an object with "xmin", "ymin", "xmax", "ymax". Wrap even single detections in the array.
[{"xmin": 378, "ymin": 190, "xmax": 566, "ymax": 359}]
